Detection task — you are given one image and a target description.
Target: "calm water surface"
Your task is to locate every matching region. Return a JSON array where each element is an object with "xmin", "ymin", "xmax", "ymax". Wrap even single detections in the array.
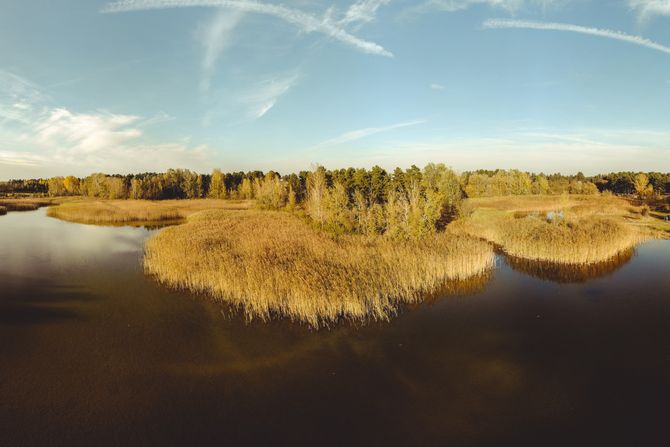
[{"xmin": 1, "ymin": 209, "xmax": 669, "ymax": 446}]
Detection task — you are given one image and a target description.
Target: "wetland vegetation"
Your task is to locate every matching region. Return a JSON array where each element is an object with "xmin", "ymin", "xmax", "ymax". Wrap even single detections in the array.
[
  {"xmin": 3, "ymin": 165, "xmax": 668, "ymax": 326},
  {"xmin": 144, "ymin": 209, "xmax": 494, "ymax": 326},
  {"xmin": 0, "ymin": 197, "xmax": 55, "ymax": 212},
  {"xmin": 46, "ymin": 198, "xmax": 252, "ymax": 224},
  {"xmin": 451, "ymin": 195, "xmax": 652, "ymax": 264}
]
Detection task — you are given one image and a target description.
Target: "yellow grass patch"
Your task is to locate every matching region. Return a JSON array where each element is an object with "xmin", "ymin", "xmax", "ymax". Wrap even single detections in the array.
[
  {"xmin": 454, "ymin": 195, "xmax": 650, "ymax": 264},
  {"xmin": 144, "ymin": 210, "xmax": 494, "ymax": 327},
  {"xmin": 466, "ymin": 194, "xmax": 629, "ymax": 215},
  {"xmin": 47, "ymin": 199, "xmax": 253, "ymax": 224},
  {"xmin": 0, "ymin": 197, "xmax": 55, "ymax": 212}
]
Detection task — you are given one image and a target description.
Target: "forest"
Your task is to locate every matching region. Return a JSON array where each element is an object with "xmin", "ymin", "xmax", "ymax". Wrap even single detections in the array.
[
  {"xmin": 2, "ymin": 167, "xmax": 669, "ymax": 201},
  {"xmin": 2, "ymin": 166, "xmax": 668, "ymax": 241}
]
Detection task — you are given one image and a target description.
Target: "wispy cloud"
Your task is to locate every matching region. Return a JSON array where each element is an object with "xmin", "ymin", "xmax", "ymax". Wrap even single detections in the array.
[
  {"xmin": 101, "ymin": 0, "xmax": 393, "ymax": 57},
  {"xmin": 0, "ymin": 70, "xmax": 211, "ymax": 178},
  {"xmin": 201, "ymin": 71, "xmax": 299, "ymax": 125},
  {"xmin": 339, "ymin": 0, "xmax": 390, "ymax": 26},
  {"xmin": 0, "ymin": 70, "xmax": 50, "ymax": 126},
  {"xmin": 138, "ymin": 111, "xmax": 176, "ymax": 127},
  {"xmin": 409, "ymin": 0, "xmax": 559, "ymax": 15},
  {"xmin": 430, "ymin": 83, "xmax": 446, "ymax": 90},
  {"xmin": 314, "ymin": 119, "xmax": 425, "ymax": 149},
  {"xmin": 196, "ymin": 9, "xmax": 244, "ymax": 91},
  {"xmin": 29, "ymin": 108, "xmax": 142, "ymax": 154},
  {"xmin": 241, "ymin": 73, "xmax": 299, "ymax": 119},
  {"xmin": 0, "ymin": 150, "xmax": 48, "ymax": 168},
  {"xmin": 0, "ymin": 70, "xmax": 47, "ymax": 101},
  {"xmin": 628, "ymin": 0, "xmax": 670, "ymax": 21},
  {"xmin": 483, "ymin": 19, "xmax": 670, "ymax": 56}
]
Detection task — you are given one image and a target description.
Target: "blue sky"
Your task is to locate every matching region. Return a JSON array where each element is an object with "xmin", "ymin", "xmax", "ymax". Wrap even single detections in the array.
[{"xmin": 1, "ymin": 0, "xmax": 669, "ymax": 179}]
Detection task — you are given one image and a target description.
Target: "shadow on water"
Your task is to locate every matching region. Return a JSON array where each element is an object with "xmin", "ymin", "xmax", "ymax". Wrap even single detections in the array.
[
  {"xmin": 0, "ymin": 274, "xmax": 95, "ymax": 325},
  {"xmin": 503, "ymin": 248, "xmax": 636, "ymax": 283}
]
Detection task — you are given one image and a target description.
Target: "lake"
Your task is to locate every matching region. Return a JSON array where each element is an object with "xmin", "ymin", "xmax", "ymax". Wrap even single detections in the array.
[{"xmin": 1, "ymin": 208, "xmax": 669, "ymax": 446}]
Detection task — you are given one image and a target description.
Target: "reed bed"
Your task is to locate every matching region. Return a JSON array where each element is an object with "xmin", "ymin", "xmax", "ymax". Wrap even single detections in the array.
[
  {"xmin": 144, "ymin": 210, "xmax": 494, "ymax": 327},
  {"xmin": 0, "ymin": 198, "xmax": 53, "ymax": 211},
  {"xmin": 467, "ymin": 194, "xmax": 630, "ymax": 215},
  {"xmin": 454, "ymin": 195, "xmax": 649, "ymax": 264},
  {"xmin": 497, "ymin": 217, "xmax": 645, "ymax": 264},
  {"xmin": 47, "ymin": 199, "xmax": 252, "ymax": 224}
]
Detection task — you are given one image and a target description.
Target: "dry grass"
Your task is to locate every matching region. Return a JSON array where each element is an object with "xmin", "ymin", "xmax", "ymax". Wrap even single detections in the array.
[
  {"xmin": 466, "ymin": 194, "xmax": 630, "ymax": 215},
  {"xmin": 144, "ymin": 210, "xmax": 494, "ymax": 327},
  {"xmin": 453, "ymin": 195, "xmax": 651, "ymax": 264},
  {"xmin": 47, "ymin": 199, "xmax": 253, "ymax": 224},
  {"xmin": 0, "ymin": 197, "xmax": 55, "ymax": 212}
]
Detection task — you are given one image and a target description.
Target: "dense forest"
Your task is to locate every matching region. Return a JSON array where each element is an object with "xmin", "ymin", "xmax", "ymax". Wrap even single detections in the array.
[
  {"xmin": 1, "ymin": 167, "xmax": 668, "ymax": 200},
  {"xmin": 1, "ymin": 166, "xmax": 668, "ymax": 238}
]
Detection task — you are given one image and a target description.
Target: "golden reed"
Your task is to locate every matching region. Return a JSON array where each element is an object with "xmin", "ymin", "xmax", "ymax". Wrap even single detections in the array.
[
  {"xmin": 47, "ymin": 199, "xmax": 252, "ymax": 224},
  {"xmin": 144, "ymin": 210, "xmax": 495, "ymax": 327},
  {"xmin": 454, "ymin": 195, "xmax": 649, "ymax": 264}
]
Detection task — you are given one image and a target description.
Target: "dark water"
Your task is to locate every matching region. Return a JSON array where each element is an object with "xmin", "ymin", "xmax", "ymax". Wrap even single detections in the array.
[{"xmin": 1, "ymin": 209, "xmax": 669, "ymax": 446}]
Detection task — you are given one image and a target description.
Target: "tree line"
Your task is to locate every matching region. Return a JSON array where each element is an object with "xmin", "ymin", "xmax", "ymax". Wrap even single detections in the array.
[
  {"xmin": 2, "ymin": 167, "xmax": 668, "ymax": 202},
  {"xmin": 0, "ymin": 179, "xmax": 48, "ymax": 195},
  {"xmin": 1, "ymin": 166, "xmax": 667, "ymax": 238}
]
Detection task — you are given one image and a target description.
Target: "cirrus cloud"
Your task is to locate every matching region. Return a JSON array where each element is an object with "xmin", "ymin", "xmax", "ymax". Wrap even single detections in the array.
[
  {"xmin": 101, "ymin": 0, "xmax": 393, "ymax": 57},
  {"xmin": 409, "ymin": 0, "xmax": 560, "ymax": 15},
  {"xmin": 628, "ymin": 0, "xmax": 670, "ymax": 21},
  {"xmin": 312, "ymin": 119, "xmax": 425, "ymax": 149},
  {"xmin": 483, "ymin": 18, "xmax": 670, "ymax": 56}
]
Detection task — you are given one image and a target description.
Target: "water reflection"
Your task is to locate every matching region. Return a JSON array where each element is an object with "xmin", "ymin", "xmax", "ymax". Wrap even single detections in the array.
[
  {"xmin": 504, "ymin": 249, "xmax": 635, "ymax": 283},
  {"xmin": 420, "ymin": 269, "xmax": 494, "ymax": 305},
  {"xmin": 2, "ymin": 210, "xmax": 670, "ymax": 446},
  {"xmin": 100, "ymin": 219, "xmax": 185, "ymax": 230}
]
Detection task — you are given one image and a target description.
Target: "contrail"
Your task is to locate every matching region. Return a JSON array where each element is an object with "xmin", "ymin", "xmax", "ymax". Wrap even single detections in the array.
[
  {"xmin": 314, "ymin": 119, "xmax": 425, "ymax": 149},
  {"xmin": 483, "ymin": 18, "xmax": 670, "ymax": 56},
  {"xmin": 101, "ymin": 0, "xmax": 393, "ymax": 57}
]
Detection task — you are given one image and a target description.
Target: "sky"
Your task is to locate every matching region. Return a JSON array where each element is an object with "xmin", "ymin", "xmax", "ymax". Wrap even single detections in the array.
[{"xmin": 1, "ymin": 0, "xmax": 669, "ymax": 179}]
